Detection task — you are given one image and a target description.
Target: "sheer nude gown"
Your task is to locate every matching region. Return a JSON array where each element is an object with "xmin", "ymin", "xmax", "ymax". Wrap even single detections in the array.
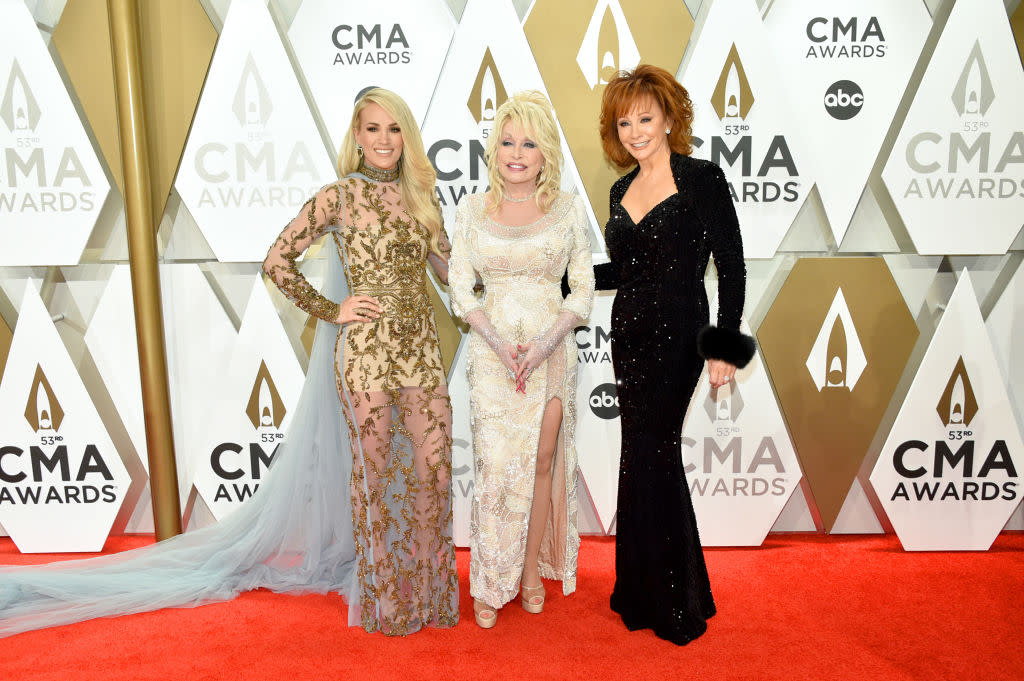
[
  {"xmin": 448, "ymin": 191, "xmax": 594, "ymax": 609},
  {"xmin": 263, "ymin": 175, "xmax": 458, "ymax": 634}
]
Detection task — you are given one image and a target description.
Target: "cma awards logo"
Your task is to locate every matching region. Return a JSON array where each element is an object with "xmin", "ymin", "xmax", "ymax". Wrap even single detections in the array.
[
  {"xmin": 951, "ymin": 41, "xmax": 994, "ymax": 118},
  {"xmin": 711, "ymin": 45, "xmax": 754, "ymax": 122},
  {"xmin": 683, "ymin": 380, "xmax": 788, "ymax": 498},
  {"xmin": 0, "ymin": 60, "xmax": 41, "ymax": 133},
  {"xmin": 467, "ymin": 47, "xmax": 507, "ymax": 137},
  {"xmin": 0, "ymin": 59, "xmax": 97, "ymax": 214},
  {"xmin": 427, "ymin": 48, "xmax": 508, "ymax": 206},
  {"xmin": 191, "ymin": 52, "xmax": 320, "ymax": 210},
  {"xmin": 575, "ymin": 0, "xmax": 640, "ymax": 90},
  {"xmin": 704, "ymin": 380, "xmax": 743, "ymax": 425},
  {"xmin": 25, "ymin": 364, "xmax": 63, "ymax": 433},
  {"xmin": 805, "ymin": 288, "xmax": 866, "ymax": 392},
  {"xmin": 330, "ymin": 23, "xmax": 411, "ymax": 66},
  {"xmin": 936, "ymin": 356, "xmax": 978, "ymax": 428},
  {"xmin": 208, "ymin": 360, "xmax": 286, "ymax": 503},
  {"xmin": 693, "ymin": 46, "xmax": 799, "ymax": 204},
  {"xmin": 0, "ymin": 365, "xmax": 116, "ymax": 506},
  {"xmin": 233, "ymin": 55, "xmax": 272, "ymax": 132},
  {"xmin": 804, "ymin": 16, "xmax": 887, "ymax": 59},
  {"xmin": 901, "ymin": 41, "xmax": 1020, "ymax": 201},
  {"xmin": 889, "ymin": 356, "xmax": 1017, "ymax": 503},
  {"xmin": 245, "ymin": 360, "xmax": 286, "ymax": 429}
]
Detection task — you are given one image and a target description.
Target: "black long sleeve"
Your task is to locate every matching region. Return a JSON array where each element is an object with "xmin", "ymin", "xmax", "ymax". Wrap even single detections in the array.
[
  {"xmin": 698, "ymin": 163, "xmax": 745, "ymax": 331},
  {"xmin": 591, "ymin": 176, "xmax": 633, "ymax": 291},
  {"xmin": 593, "ymin": 262, "xmax": 620, "ymax": 291}
]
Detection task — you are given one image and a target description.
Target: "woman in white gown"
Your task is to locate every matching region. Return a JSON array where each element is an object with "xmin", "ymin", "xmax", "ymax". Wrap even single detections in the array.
[{"xmin": 448, "ymin": 91, "xmax": 594, "ymax": 628}]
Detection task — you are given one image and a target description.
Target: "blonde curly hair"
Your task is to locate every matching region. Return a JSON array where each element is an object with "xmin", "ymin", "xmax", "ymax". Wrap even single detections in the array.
[{"xmin": 484, "ymin": 90, "xmax": 563, "ymax": 213}]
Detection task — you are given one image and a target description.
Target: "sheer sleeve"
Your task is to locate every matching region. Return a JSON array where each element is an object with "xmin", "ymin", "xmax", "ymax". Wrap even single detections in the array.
[
  {"xmin": 262, "ymin": 183, "xmax": 345, "ymax": 323},
  {"xmin": 448, "ymin": 202, "xmax": 483, "ymax": 319},
  {"xmin": 427, "ymin": 225, "xmax": 452, "ymax": 286},
  {"xmin": 561, "ymin": 195, "xmax": 595, "ymax": 320}
]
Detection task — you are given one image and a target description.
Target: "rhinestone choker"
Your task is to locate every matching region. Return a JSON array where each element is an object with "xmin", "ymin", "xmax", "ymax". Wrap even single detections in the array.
[
  {"xmin": 358, "ymin": 157, "xmax": 400, "ymax": 183},
  {"xmin": 504, "ymin": 188, "xmax": 538, "ymax": 203}
]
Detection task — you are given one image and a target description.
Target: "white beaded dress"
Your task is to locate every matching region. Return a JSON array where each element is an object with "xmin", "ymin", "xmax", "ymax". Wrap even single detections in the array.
[{"xmin": 448, "ymin": 191, "xmax": 594, "ymax": 609}]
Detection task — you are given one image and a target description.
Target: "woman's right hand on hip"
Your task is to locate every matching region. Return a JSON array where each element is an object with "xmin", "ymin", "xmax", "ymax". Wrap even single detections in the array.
[{"xmin": 337, "ymin": 295, "xmax": 382, "ymax": 325}]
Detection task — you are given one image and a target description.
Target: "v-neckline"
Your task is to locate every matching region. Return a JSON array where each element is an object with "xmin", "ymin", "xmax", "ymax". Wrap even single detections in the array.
[{"xmin": 620, "ymin": 191, "xmax": 679, "ymax": 226}]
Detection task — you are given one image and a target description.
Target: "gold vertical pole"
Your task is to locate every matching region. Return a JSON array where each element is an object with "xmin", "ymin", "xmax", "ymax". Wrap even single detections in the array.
[{"xmin": 106, "ymin": 0, "xmax": 182, "ymax": 539}]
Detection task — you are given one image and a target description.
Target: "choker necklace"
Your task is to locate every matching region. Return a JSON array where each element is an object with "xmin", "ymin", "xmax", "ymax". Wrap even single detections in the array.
[
  {"xmin": 358, "ymin": 157, "xmax": 400, "ymax": 183},
  {"xmin": 504, "ymin": 188, "xmax": 537, "ymax": 203}
]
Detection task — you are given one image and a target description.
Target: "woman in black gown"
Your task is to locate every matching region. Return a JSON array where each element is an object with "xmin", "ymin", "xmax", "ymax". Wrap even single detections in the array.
[{"xmin": 595, "ymin": 65, "xmax": 754, "ymax": 645}]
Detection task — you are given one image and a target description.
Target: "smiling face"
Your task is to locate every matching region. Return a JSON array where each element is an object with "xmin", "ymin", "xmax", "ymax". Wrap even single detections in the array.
[
  {"xmin": 495, "ymin": 121, "xmax": 545, "ymax": 195},
  {"xmin": 616, "ymin": 96, "xmax": 673, "ymax": 165},
  {"xmin": 353, "ymin": 101, "xmax": 403, "ymax": 170}
]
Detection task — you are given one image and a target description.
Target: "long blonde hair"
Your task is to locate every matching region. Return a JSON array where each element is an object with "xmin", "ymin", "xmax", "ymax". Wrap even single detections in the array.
[
  {"xmin": 484, "ymin": 91, "xmax": 562, "ymax": 213},
  {"xmin": 337, "ymin": 88, "xmax": 443, "ymax": 256}
]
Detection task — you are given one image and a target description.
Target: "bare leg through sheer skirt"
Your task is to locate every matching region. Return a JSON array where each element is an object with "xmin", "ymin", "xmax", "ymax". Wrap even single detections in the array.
[
  {"xmin": 341, "ymin": 385, "xmax": 456, "ymax": 635},
  {"xmin": 521, "ymin": 397, "xmax": 563, "ymax": 611}
]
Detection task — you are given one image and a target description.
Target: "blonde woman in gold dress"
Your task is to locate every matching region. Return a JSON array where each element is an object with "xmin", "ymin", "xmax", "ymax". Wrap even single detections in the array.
[
  {"xmin": 0, "ymin": 89, "xmax": 455, "ymax": 639},
  {"xmin": 449, "ymin": 91, "xmax": 595, "ymax": 628},
  {"xmin": 263, "ymin": 88, "xmax": 457, "ymax": 635}
]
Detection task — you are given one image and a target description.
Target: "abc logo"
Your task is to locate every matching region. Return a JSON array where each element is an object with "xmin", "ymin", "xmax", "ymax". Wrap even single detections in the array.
[
  {"xmin": 589, "ymin": 383, "xmax": 620, "ymax": 420},
  {"xmin": 823, "ymin": 80, "xmax": 864, "ymax": 120}
]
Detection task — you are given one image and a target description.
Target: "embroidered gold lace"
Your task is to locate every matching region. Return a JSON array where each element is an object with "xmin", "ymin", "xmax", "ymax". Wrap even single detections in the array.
[{"xmin": 263, "ymin": 177, "xmax": 457, "ymax": 634}]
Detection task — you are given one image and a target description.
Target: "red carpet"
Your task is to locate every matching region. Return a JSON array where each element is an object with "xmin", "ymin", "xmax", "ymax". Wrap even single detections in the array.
[{"xmin": 1, "ymin": 534, "xmax": 1022, "ymax": 681}]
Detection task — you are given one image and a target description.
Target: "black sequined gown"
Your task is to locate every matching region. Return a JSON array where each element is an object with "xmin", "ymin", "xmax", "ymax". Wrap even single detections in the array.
[{"xmin": 596, "ymin": 153, "xmax": 746, "ymax": 645}]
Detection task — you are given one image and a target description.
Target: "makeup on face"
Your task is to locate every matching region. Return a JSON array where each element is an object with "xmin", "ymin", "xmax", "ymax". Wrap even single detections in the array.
[
  {"xmin": 354, "ymin": 102, "xmax": 404, "ymax": 170},
  {"xmin": 616, "ymin": 97, "xmax": 671, "ymax": 164},
  {"xmin": 495, "ymin": 122, "xmax": 544, "ymax": 194}
]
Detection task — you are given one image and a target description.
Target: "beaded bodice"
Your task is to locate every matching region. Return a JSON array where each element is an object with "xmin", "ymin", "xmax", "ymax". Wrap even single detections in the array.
[{"xmin": 602, "ymin": 154, "xmax": 746, "ymax": 331}]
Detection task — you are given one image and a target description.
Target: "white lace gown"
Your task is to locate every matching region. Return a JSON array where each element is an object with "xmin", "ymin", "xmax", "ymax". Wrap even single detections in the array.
[{"xmin": 448, "ymin": 191, "xmax": 594, "ymax": 609}]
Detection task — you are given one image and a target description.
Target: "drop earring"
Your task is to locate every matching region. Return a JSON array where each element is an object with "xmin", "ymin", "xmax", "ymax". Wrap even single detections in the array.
[{"xmin": 357, "ymin": 143, "xmax": 363, "ymax": 157}]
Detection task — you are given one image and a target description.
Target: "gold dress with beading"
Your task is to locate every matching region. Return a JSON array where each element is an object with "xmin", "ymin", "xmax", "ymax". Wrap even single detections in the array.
[
  {"xmin": 263, "ymin": 175, "xmax": 457, "ymax": 635},
  {"xmin": 448, "ymin": 191, "xmax": 594, "ymax": 609}
]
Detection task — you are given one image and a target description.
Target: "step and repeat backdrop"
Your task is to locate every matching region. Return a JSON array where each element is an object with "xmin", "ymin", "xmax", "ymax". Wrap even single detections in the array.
[{"xmin": 0, "ymin": 0, "xmax": 1022, "ymax": 553}]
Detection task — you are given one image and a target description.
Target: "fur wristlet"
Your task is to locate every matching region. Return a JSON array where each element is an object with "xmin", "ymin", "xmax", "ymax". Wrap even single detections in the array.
[{"xmin": 697, "ymin": 325, "xmax": 756, "ymax": 368}]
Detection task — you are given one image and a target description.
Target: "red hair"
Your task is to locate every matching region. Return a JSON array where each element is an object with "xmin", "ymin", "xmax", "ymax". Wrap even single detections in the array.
[{"xmin": 599, "ymin": 64, "xmax": 694, "ymax": 169}]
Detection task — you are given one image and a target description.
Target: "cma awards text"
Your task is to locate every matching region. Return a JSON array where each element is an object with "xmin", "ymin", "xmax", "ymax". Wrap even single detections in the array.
[
  {"xmin": 330, "ymin": 24, "xmax": 411, "ymax": 66},
  {"xmin": 0, "ymin": 445, "xmax": 117, "ymax": 505},
  {"xmin": 208, "ymin": 441, "xmax": 280, "ymax": 502},
  {"xmin": 889, "ymin": 439, "xmax": 1018, "ymax": 502}
]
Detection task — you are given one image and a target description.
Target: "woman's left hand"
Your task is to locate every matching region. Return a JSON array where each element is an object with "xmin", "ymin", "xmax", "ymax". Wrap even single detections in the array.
[
  {"xmin": 515, "ymin": 342, "xmax": 546, "ymax": 383},
  {"xmin": 707, "ymin": 359, "xmax": 737, "ymax": 389}
]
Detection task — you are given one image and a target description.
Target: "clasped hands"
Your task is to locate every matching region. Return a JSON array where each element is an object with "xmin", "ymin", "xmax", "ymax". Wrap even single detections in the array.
[{"xmin": 494, "ymin": 341, "xmax": 543, "ymax": 394}]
